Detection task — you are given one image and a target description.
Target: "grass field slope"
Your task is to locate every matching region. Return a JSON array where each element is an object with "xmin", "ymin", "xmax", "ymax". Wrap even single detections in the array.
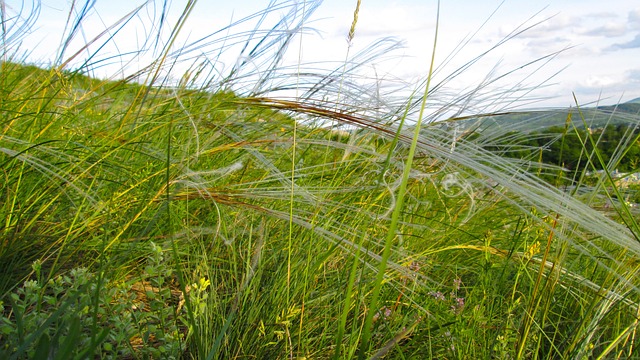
[{"xmin": 1, "ymin": 1, "xmax": 640, "ymax": 359}]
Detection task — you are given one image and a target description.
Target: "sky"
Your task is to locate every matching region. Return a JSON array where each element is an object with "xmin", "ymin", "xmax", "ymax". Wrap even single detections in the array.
[{"xmin": 4, "ymin": 0, "xmax": 640, "ymax": 109}]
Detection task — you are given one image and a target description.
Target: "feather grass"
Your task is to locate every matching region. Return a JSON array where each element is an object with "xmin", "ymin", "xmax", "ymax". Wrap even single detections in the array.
[{"xmin": 1, "ymin": 0, "xmax": 640, "ymax": 358}]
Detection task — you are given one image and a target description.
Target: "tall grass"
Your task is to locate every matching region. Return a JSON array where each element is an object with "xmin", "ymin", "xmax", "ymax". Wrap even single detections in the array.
[{"xmin": 1, "ymin": 0, "xmax": 639, "ymax": 358}]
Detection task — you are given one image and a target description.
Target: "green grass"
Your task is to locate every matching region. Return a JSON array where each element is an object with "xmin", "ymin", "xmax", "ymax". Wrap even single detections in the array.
[{"xmin": 1, "ymin": 1, "xmax": 640, "ymax": 359}]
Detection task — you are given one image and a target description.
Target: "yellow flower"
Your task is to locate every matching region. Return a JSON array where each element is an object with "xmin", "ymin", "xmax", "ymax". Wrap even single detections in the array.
[{"xmin": 524, "ymin": 241, "xmax": 540, "ymax": 260}]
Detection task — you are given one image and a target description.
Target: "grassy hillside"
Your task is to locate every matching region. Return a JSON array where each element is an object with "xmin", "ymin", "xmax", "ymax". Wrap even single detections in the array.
[
  {"xmin": 1, "ymin": 2, "xmax": 640, "ymax": 359},
  {"xmin": 457, "ymin": 100, "xmax": 640, "ymax": 134}
]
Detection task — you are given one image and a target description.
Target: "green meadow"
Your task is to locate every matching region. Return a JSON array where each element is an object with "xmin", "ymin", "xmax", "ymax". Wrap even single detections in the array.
[{"xmin": 1, "ymin": 1, "xmax": 640, "ymax": 359}]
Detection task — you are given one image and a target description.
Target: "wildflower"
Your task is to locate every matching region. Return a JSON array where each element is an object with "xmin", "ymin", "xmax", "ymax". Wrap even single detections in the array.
[
  {"xmin": 453, "ymin": 278, "xmax": 462, "ymax": 291},
  {"xmin": 444, "ymin": 330, "xmax": 455, "ymax": 351},
  {"xmin": 409, "ymin": 261, "xmax": 421, "ymax": 272},
  {"xmin": 372, "ymin": 306, "xmax": 392, "ymax": 322},
  {"xmin": 429, "ymin": 291, "xmax": 446, "ymax": 301},
  {"xmin": 451, "ymin": 297, "xmax": 465, "ymax": 314},
  {"xmin": 23, "ymin": 280, "xmax": 39, "ymax": 292},
  {"xmin": 524, "ymin": 241, "xmax": 540, "ymax": 260}
]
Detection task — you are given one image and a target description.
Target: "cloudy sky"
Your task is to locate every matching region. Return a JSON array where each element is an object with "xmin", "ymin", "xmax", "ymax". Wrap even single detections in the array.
[
  {"xmin": 308, "ymin": 0, "xmax": 640, "ymax": 108},
  {"xmin": 5, "ymin": 0, "xmax": 640, "ymax": 108}
]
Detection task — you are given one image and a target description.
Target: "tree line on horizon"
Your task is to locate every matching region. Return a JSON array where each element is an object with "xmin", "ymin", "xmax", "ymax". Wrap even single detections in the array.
[{"xmin": 479, "ymin": 123, "xmax": 640, "ymax": 180}]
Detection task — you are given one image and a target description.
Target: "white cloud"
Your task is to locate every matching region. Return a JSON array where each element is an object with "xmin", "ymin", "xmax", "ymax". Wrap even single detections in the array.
[
  {"xmin": 581, "ymin": 23, "xmax": 628, "ymax": 37},
  {"xmin": 569, "ymin": 68, "xmax": 640, "ymax": 104},
  {"xmin": 610, "ymin": 33, "xmax": 640, "ymax": 49},
  {"xmin": 629, "ymin": 9, "xmax": 640, "ymax": 28},
  {"xmin": 498, "ymin": 15, "xmax": 575, "ymax": 40},
  {"xmin": 523, "ymin": 36, "xmax": 573, "ymax": 55},
  {"xmin": 584, "ymin": 12, "xmax": 619, "ymax": 20},
  {"xmin": 582, "ymin": 74, "xmax": 622, "ymax": 89},
  {"xmin": 625, "ymin": 68, "xmax": 640, "ymax": 83}
]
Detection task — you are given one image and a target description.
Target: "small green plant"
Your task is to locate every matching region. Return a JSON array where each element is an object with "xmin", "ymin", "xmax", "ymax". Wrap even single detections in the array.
[{"xmin": 0, "ymin": 242, "xmax": 196, "ymax": 359}]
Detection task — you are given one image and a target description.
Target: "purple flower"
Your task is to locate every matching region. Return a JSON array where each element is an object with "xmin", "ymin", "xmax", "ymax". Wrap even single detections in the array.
[
  {"xmin": 373, "ymin": 306, "xmax": 392, "ymax": 322},
  {"xmin": 409, "ymin": 261, "xmax": 421, "ymax": 272},
  {"xmin": 429, "ymin": 291, "xmax": 446, "ymax": 301},
  {"xmin": 451, "ymin": 297, "xmax": 465, "ymax": 314},
  {"xmin": 453, "ymin": 278, "xmax": 462, "ymax": 290}
]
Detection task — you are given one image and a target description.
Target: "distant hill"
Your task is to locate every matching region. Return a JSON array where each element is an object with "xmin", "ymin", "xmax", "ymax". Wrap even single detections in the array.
[
  {"xmin": 596, "ymin": 98, "xmax": 640, "ymax": 115},
  {"xmin": 456, "ymin": 98, "xmax": 640, "ymax": 134}
]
